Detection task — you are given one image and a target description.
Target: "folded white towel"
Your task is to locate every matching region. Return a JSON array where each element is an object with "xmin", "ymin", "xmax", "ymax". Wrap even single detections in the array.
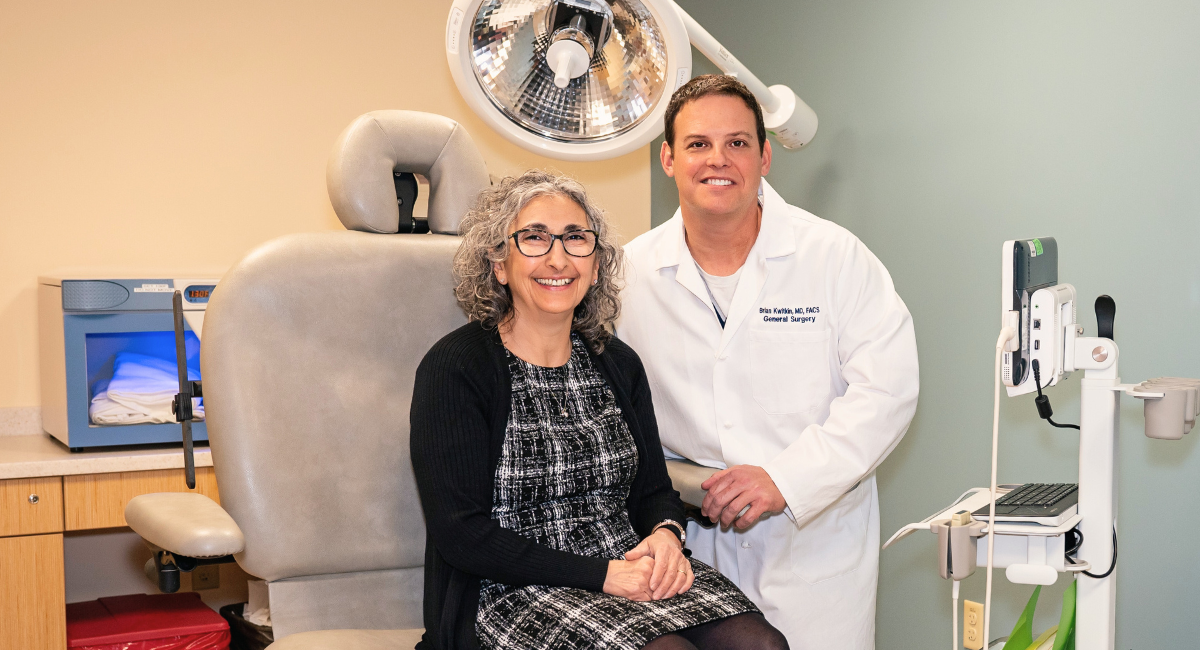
[{"xmin": 89, "ymin": 352, "xmax": 204, "ymax": 426}]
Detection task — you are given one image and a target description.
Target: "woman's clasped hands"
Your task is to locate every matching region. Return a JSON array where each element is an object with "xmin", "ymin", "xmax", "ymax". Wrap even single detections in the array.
[{"xmin": 602, "ymin": 529, "xmax": 694, "ymax": 602}]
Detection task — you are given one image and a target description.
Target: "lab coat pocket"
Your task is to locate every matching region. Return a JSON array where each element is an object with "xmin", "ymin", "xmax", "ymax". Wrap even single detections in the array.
[
  {"xmin": 789, "ymin": 481, "xmax": 870, "ymax": 584},
  {"xmin": 749, "ymin": 329, "xmax": 831, "ymax": 415}
]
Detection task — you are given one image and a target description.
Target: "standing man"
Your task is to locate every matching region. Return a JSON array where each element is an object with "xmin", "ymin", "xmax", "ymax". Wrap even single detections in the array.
[{"xmin": 616, "ymin": 75, "xmax": 918, "ymax": 649}]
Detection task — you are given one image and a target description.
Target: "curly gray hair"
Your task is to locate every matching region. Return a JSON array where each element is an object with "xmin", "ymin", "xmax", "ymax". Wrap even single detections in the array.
[{"xmin": 453, "ymin": 170, "xmax": 624, "ymax": 352}]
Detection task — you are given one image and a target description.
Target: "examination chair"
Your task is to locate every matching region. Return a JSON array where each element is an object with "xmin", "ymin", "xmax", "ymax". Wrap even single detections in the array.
[
  {"xmin": 123, "ymin": 109, "xmax": 718, "ymax": 649},
  {"xmin": 123, "ymin": 110, "xmax": 487, "ymax": 649}
]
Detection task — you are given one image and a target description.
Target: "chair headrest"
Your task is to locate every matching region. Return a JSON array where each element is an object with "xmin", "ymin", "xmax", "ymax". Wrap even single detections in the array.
[{"xmin": 326, "ymin": 111, "xmax": 490, "ymax": 235}]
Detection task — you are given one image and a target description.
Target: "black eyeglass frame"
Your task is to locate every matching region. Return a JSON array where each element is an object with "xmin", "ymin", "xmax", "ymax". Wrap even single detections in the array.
[{"xmin": 508, "ymin": 228, "xmax": 599, "ymax": 258}]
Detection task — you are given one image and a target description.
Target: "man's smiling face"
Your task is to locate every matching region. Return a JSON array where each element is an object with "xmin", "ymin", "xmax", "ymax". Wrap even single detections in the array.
[{"xmin": 661, "ymin": 93, "xmax": 772, "ymax": 222}]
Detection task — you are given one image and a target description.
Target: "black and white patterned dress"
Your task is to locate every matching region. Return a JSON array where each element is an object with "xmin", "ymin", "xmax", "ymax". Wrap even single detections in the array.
[{"xmin": 475, "ymin": 335, "xmax": 758, "ymax": 650}]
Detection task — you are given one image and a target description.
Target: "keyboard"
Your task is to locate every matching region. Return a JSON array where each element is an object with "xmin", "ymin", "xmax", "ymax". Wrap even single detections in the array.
[{"xmin": 972, "ymin": 483, "xmax": 1078, "ymax": 525}]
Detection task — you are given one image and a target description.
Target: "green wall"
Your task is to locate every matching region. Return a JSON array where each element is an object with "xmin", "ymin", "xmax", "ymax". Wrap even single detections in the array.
[{"xmin": 651, "ymin": 1, "xmax": 1200, "ymax": 645}]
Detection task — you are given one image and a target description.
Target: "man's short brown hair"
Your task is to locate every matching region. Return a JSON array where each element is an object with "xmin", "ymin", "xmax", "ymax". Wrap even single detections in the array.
[{"xmin": 663, "ymin": 74, "xmax": 767, "ymax": 153}]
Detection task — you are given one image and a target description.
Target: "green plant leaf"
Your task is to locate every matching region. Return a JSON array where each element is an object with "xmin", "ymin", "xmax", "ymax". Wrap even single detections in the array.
[
  {"xmin": 1030, "ymin": 625, "xmax": 1058, "ymax": 649},
  {"xmin": 1051, "ymin": 580, "xmax": 1077, "ymax": 650},
  {"xmin": 1007, "ymin": 585, "xmax": 1042, "ymax": 650}
]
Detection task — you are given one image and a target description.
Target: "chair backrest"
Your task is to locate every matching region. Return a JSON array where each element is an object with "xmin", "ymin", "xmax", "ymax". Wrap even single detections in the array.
[{"xmin": 201, "ymin": 111, "xmax": 487, "ymax": 638}]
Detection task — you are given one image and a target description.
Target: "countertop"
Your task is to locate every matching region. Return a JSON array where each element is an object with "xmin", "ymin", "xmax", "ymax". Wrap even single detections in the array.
[{"xmin": 0, "ymin": 434, "xmax": 213, "ymax": 480}]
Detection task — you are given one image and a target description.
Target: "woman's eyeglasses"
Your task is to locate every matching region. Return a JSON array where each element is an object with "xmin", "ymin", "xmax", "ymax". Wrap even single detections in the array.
[{"xmin": 510, "ymin": 229, "xmax": 598, "ymax": 257}]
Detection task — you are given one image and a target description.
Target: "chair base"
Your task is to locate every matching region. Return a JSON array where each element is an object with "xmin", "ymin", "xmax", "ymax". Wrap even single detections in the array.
[{"xmin": 268, "ymin": 628, "xmax": 424, "ymax": 650}]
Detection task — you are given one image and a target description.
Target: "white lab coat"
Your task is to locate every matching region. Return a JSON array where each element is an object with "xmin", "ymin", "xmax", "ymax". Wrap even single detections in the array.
[{"xmin": 615, "ymin": 180, "xmax": 919, "ymax": 650}]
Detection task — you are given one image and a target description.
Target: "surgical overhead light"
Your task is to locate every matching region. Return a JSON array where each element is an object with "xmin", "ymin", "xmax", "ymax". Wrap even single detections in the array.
[{"xmin": 445, "ymin": 0, "xmax": 818, "ymax": 161}]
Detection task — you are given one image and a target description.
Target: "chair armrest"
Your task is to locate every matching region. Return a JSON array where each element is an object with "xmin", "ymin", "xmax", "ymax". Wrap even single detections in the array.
[
  {"xmin": 665, "ymin": 459, "xmax": 720, "ymax": 508},
  {"xmin": 125, "ymin": 492, "xmax": 245, "ymax": 558}
]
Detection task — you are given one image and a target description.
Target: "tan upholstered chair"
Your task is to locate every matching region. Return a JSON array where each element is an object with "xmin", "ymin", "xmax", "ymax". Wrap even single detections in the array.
[
  {"xmin": 123, "ymin": 109, "xmax": 720, "ymax": 650},
  {"xmin": 124, "ymin": 111, "xmax": 488, "ymax": 649}
]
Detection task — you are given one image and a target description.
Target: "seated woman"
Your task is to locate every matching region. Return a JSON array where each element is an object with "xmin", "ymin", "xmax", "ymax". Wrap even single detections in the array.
[{"xmin": 411, "ymin": 170, "xmax": 788, "ymax": 650}]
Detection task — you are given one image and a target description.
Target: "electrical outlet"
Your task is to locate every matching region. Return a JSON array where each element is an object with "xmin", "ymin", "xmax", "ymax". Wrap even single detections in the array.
[
  {"xmin": 963, "ymin": 599, "xmax": 983, "ymax": 650},
  {"xmin": 191, "ymin": 565, "xmax": 220, "ymax": 590}
]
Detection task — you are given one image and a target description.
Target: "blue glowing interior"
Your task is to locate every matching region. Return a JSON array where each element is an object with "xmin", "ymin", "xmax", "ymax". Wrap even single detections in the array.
[{"xmin": 85, "ymin": 331, "xmax": 201, "ymax": 404}]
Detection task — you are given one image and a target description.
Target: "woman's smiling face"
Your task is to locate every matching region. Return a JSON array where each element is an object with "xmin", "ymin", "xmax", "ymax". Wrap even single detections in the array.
[{"xmin": 494, "ymin": 194, "xmax": 599, "ymax": 324}]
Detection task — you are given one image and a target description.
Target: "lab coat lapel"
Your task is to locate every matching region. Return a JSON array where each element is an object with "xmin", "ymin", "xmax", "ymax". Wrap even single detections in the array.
[
  {"xmin": 675, "ymin": 250, "xmax": 715, "ymax": 314},
  {"xmin": 716, "ymin": 180, "xmax": 796, "ymax": 353},
  {"xmin": 655, "ymin": 212, "xmax": 717, "ymax": 317}
]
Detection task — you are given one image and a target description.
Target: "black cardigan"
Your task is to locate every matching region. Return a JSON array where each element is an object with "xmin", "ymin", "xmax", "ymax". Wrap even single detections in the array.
[{"xmin": 410, "ymin": 322, "xmax": 685, "ymax": 650}]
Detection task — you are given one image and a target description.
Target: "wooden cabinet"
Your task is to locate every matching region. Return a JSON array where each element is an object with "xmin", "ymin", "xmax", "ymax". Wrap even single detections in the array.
[
  {"xmin": 0, "ymin": 477, "xmax": 63, "ymax": 537},
  {"xmin": 0, "ymin": 467, "xmax": 219, "ymax": 649},
  {"xmin": 0, "ymin": 534, "xmax": 67, "ymax": 650},
  {"xmin": 63, "ymin": 467, "xmax": 220, "ymax": 531}
]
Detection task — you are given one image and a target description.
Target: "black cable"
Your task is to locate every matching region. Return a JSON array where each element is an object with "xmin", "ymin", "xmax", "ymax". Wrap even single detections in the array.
[
  {"xmin": 1082, "ymin": 527, "xmax": 1119, "ymax": 579},
  {"xmin": 1048, "ymin": 418, "xmax": 1080, "ymax": 431},
  {"xmin": 1032, "ymin": 360, "xmax": 1081, "ymax": 430},
  {"xmin": 1065, "ymin": 528, "xmax": 1083, "ymax": 556}
]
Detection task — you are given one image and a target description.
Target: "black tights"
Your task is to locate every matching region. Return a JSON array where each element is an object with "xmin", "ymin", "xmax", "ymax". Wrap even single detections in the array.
[{"xmin": 641, "ymin": 612, "xmax": 788, "ymax": 650}]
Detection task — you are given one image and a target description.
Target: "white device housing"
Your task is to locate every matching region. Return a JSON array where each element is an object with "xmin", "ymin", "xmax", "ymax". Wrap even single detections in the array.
[
  {"xmin": 1006, "ymin": 283, "xmax": 1076, "ymax": 397},
  {"xmin": 1000, "ymin": 238, "xmax": 1061, "ymax": 392}
]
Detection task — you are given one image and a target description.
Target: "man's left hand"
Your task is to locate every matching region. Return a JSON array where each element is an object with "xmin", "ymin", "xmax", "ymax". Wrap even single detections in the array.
[{"xmin": 700, "ymin": 465, "xmax": 787, "ymax": 529}]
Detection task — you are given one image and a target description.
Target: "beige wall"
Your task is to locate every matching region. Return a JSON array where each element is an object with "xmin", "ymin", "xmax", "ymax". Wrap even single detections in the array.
[{"xmin": 0, "ymin": 0, "xmax": 651, "ymax": 409}]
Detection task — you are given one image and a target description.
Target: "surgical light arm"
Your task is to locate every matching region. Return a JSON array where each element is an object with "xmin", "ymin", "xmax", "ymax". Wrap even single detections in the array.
[{"xmin": 664, "ymin": 0, "xmax": 818, "ymax": 149}]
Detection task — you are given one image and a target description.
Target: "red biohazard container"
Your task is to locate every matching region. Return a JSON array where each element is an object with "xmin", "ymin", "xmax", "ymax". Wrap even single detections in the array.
[{"xmin": 67, "ymin": 592, "xmax": 231, "ymax": 650}]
